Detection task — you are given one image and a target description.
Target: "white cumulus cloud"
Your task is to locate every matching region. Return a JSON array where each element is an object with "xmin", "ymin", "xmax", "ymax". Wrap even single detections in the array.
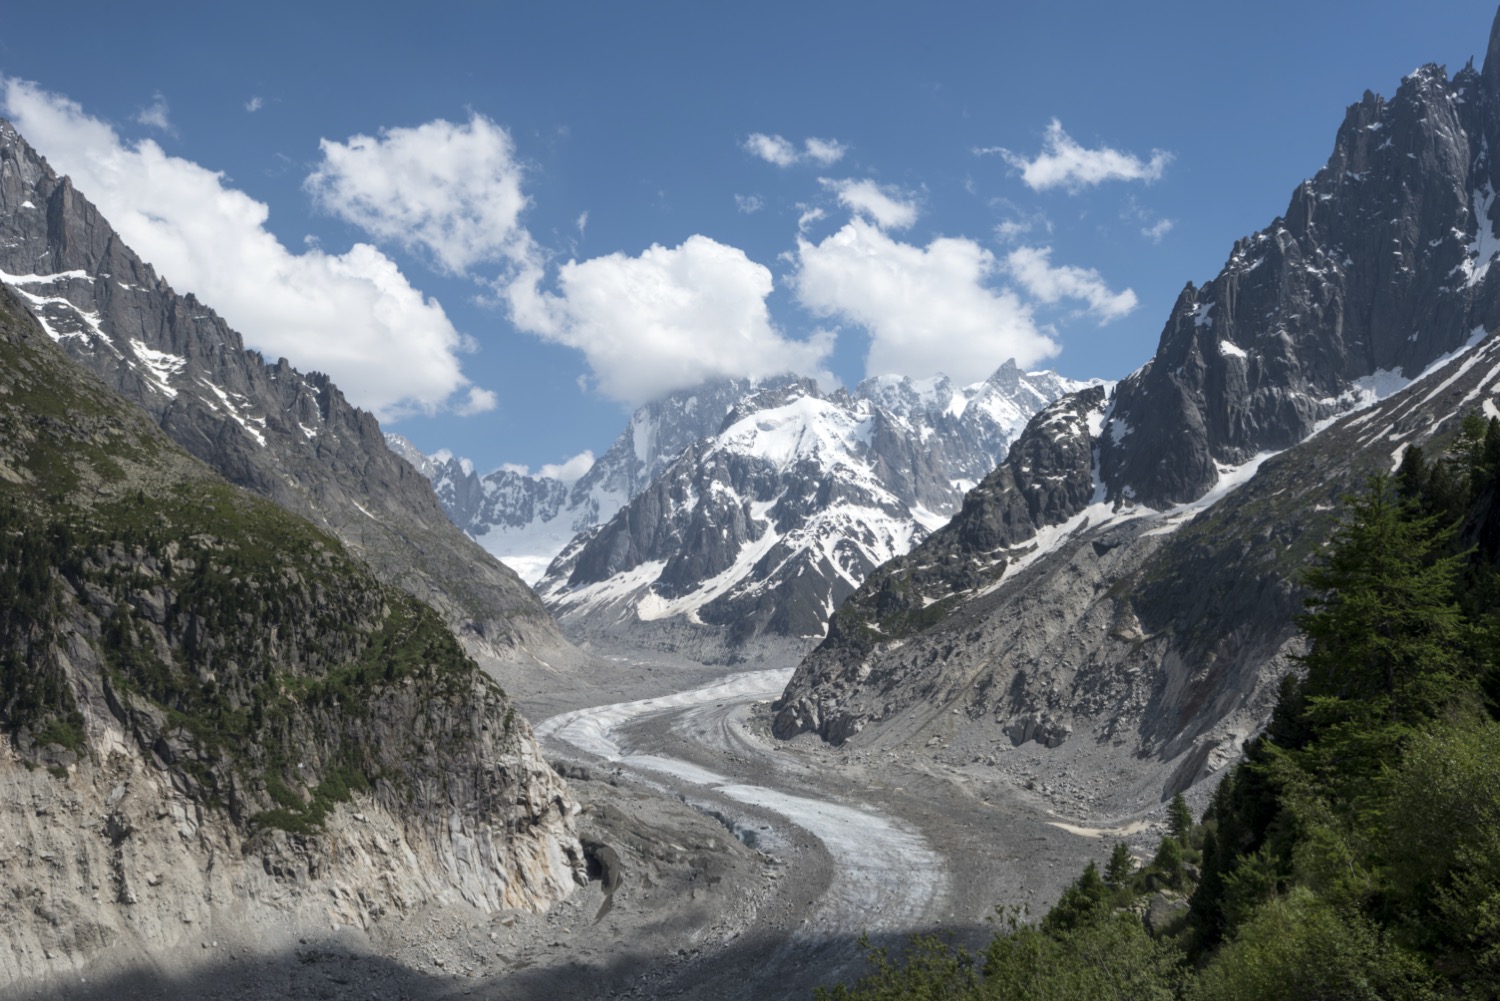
[
  {"xmin": 456, "ymin": 386, "xmax": 500, "ymax": 416},
  {"xmin": 306, "ymin": 113, "xmax": 530, "ymax": 276},
  {"xmin": 498, "ymin": 449, "xmax": 594, "ymax": 482},
  {"xmin": 538, "ymin": 450, "xmax": 595, "ymax": 483},
  {"xmin": 1, "ymin": 78, "xmax": 493, "ymax": 421},
  {"xmin": 987, "ymin": 119, "xmax": 1172, "ymax": 192},
  {"xmin": 820, "ymin": 178, "xmax": 919, "ymax": 230},
  {"xmin": 794, "ymin": 218, "xmax": 1059, "ymax": 383},
  {"xmin": 505, "ymin": 235, "xmax": 833, "ymax": 406},
  {"xmin": 1004, "ymin": 246, "xmax": 1138, "ymax": 321}
]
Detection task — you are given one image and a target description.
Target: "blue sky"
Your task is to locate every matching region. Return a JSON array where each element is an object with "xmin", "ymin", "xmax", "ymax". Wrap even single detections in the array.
[{"xmin": 0, "ymin": 2, "xmax": 1495, "ymax": 476}]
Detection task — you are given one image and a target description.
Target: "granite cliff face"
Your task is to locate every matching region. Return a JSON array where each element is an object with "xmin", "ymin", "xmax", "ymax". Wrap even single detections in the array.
[
  {"xmin": 1102, "ymin": 55, "xmax": 1496, "ymax": 508},
  {"xmin": 0, "ymin": 121, "xmax": 574, "ymax": 670},
  {"xmin": 774, "ymin": 15, "xmax": 1500, "ymax": 809},
  {"xmin": 0, "ymin": 287, "xmax": 584, "ymax": 986}
]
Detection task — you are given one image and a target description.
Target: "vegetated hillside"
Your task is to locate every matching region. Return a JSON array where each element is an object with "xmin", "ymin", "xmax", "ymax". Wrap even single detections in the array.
[
  {"xmin": 816, "ymin": 428, "xmax": 1500, "ymax": 999},
  {"xmin": 0, "ymin": 285, "xmax": 584, "ymax": 986},
  {"xmin": 0, "ymin": 120, "xmax": 575, "ymax": 671},
  {"xmin": 775, "ymin": 11, "xmax": 1500, "ymax": 813}
]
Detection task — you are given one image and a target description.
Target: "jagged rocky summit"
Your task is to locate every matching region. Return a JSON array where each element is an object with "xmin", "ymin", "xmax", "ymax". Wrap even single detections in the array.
[
  {"xmin": 774, "ymin": 13, "xmax": 1500, "ymax": 813},
  {"xmin": 0, "ymin": 286, "xmax": 585, "ymax": 986},
  {"xmin": 0, "ymin": 120, "xmax": 578, "ymax": 673},
  {"xmin": 411, "ymin": 364, "xmax": 1099, "ymax": 663},
  {"xmin": 389, "ymin": 375, "xmax": 779, "ymax": 586}
]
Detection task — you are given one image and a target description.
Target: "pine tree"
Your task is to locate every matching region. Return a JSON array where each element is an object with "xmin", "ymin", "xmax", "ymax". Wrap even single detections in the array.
[
  {"xmin": 1168, "ymin": 792, "xmax": 1194, "ymax": 843},
  {"xmin": 1153, "ymin": 837, "xmax": 1184, "ymax": 889},
  {"xmin": 1043, "ymin": 861, "xmax": 1110, "ymax": 933},
  {"xmin": 1105, "ymin": 841, "xmax": 1134, "ymax": 887},
  {"xmin": 1298, "ymin": 474, "xmax": 1466, "ymax": 726}
]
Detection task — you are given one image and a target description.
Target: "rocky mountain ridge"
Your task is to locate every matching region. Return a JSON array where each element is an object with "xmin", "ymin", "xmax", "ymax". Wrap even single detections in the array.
[
  {"xmin": 0, "ymin": 286, "xmax": 584, "ymax": 986},
  {"xmin": 512, "ymin": 364, "xmax": 1097, "ymax": 662},
  {"xmin": 0, "ymin": 120, "xmax": 576, "ymax": 672},
  {"xmin": 773, "ymin": 15, "xmax": 1500, "ymax": 811},
  {"xmin": 389, "ymin": 376, "xmax": 774, "ymax": 585}
]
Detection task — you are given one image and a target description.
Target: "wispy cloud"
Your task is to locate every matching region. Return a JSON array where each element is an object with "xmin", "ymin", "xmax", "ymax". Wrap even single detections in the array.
[
  {"xmin": 743, "ymin": 132, "xmax": 848, "ymax": 167},
  {"xmin": 982, "ymin": 119, "xmax": 1171, "ymax": 192},
  {"xmin": 820, "ymin": 178, "xmax": 919, "ymax": 230},
  {"xmin": 796, "ymin": 204, "xmax": 827, "ymax": 233},
  {"xmin": 744, "ymin": 132, "xmax": 798, "ymax": 166},
  {"xmin": 1004, "ymin": 245, "xmax": 1137, "ymax": 321},
  {"xmin": 1141, "ymin": 218, "xmax": 1174, "ymax": 243},
  {"xmin": 455, "ymin": 386, "xmax": 499, "ymax": 416},
  {"xmin": 992, "ymin": 202, "xmax": 1053, "ymax": 244},
  {"xmin": 245, "ymin": 96, "xmax": 263, "ymax": 113},
  {"xmin": 802, "ymin": 137, "xmax": 847, "ymax": 166},
  {"xmin": 734, "ymin": 193, "xmax": 764, "ymax": 214},
  {"xmin": 135, "ymin": 92, "xmax": 172, "ymax": 133}
]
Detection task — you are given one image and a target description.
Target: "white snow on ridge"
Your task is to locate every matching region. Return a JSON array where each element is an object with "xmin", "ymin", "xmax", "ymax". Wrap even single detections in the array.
[
  {"xmin": 0, "ymin": 269, "xmax": 91, "ymax": 286},
  {"xmin": 429, "ymin": 365, "xmax": 1100, "ymax": 627},
  {"xmin": 634, "ymin": 503, "xmax": 783, "ymax": 623},
  {"xmin": 549, "ymin": 559, "xmax": 668, "ymax": 619},
  {"xmin": 1463, "ymin": 185, "xmax": 1500, "ymax": 288},
  {"xmin": 127, "ymin": 339, "xmax": 185, "ymax": 398},
  {"xmin": 717, "ymin": 395, "xmax": 876, "ymax": 469},
  {"xmin": 466, "ymin": 471, "xmax": 629, "ymax": 585},
  {"xmin": 0, "ymin": 269, "xmax": 109, "ymax": 346},
  {"xmin": 198, "ymin": 378, "xmax": 267, "ymax": 447}
]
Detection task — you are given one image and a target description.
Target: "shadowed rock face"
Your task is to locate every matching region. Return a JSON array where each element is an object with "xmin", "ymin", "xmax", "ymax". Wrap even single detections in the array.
[
  {"xmin": 1103, "ymin": 51, "xmax": 1500, "ymax": 509},
  {"xmin": 0, "ymin": 120, "xmax": 574, "ymax": 668},
  {"xmin": 774, "ymin": 11, "xmax": 1500, "ymax": 804}
]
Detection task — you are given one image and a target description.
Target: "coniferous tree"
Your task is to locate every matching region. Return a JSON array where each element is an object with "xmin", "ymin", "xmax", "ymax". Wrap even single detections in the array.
[
  {"xmin": 1298, "ymin": 474, "xmax": 1466, "ymax": 728},
  {"xmin": 1168, "ymin": 793, "xmax": 1194, "ymax": 843},
  {"xmin": 1106, "ymin": 841, "xmax": 1135, "ymax": 887}
]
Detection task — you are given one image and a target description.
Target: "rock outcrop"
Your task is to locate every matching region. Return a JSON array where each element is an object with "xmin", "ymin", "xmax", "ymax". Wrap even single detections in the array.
[{"xmin": 0, "ymin": 287, "xmax": 584, "ymax": 986}]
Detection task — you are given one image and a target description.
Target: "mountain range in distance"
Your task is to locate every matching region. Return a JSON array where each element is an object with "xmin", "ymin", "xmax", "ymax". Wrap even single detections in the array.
[{"xmin": 399, "ymin": 363, "xmax": 1103, "ymax": 662}]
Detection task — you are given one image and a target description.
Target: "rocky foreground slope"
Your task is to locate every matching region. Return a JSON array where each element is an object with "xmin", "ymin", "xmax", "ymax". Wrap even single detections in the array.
[
  {"xmin": 0, "ymin": 285, "xmax": 585, "ymax": 987},
  {"xmin": 776, "ymin": 16, "xmax": 1500, "ymax": 812},
  {"xmin": 0, "ymin": 121, "xmax": 575, "ymax": 671}
]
